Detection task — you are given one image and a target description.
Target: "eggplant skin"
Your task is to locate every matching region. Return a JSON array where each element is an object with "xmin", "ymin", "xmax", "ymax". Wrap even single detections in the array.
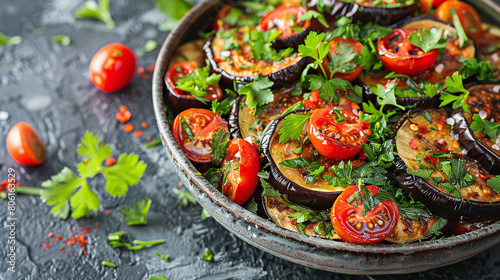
[
  {"xmin": 164, "ymin": 79, "xmax": 210, "ymax": 114},
  {"xmin": 309, "ymin": 0, "xmax": 418, "ymax": 26},
  {"xmin": 394, "ymin": 158, "xmax": 500, "ymax": 221},
  {"xmin": 228, "ymin": 95, "xmax": 244, "ymax": 139},
  {"xmin": 261, "ymin": 110, "xmax": 342, "ymax": 210},
  {"xmin": 203, "ymin": 36, "xmax": 311, "ymax": 89},
  {"xmin": 452, "ymin": 110, "xmax": 500, "ymax": 175}
]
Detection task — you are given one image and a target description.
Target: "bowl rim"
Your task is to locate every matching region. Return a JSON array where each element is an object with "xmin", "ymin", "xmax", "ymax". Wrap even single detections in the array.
[{"xmin": 152, "ymin": 0, "xmax": 500, "ymax": 273}]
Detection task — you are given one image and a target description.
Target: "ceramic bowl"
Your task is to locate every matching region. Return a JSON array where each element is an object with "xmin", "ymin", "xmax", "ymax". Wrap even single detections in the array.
[{"xmin": 152, "ymin": 0, "xmax": 500, "ymax": 274}]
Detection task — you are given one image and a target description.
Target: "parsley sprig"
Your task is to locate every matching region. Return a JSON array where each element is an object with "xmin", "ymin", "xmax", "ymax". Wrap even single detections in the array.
[
  {"xmin": 470, "ymin": 113, "xmax": 500, "ymax": 139},
  {"xmin": 238, "ymin": 77, "xmax": 274, "ymax": 115},
  {"xmin": 408, "ymin": 27, "xmax": 448, "ymax": 53},
  {"xmin": 175, "ymin": 64, "xmax": 221, "ymax": 102},
  {"xmin": 40, "ymin": 132, "xmax": 147, "ymax": 219},
  {"xmin": 120, "ymin": 198, "xmax": 152, "ymax": 226},
  {"xmin": 439, "ymin": 72, "xmax": 470, "ymax": 113},
  {"xmin": 278, "ymin": 113, "xmax": 311, "ymax": 143}
]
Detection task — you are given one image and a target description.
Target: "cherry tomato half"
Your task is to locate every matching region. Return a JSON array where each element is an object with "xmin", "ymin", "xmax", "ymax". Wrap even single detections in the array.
[
  {"xmin": 331, "ymin": 185, "xmax": 399, "ymax": 244},
  {"xmin": 221, "ymin": 138, "xmax": 260, "ymax": 205},
  {"xmin": 378, "ymin": 29, "xmax": 439, "ymax": 76},
  {"xmin": 6, "ymin": 122, "xmax": 46, "ymax": 166},
  {"xmin": 434, "ymin": 1, "xmax": 482, "ymax": 46},
  {"xmin": 166, "ymin": 61, "xmax": 223, "ymax": 101},
  {"xmin": 258, "ymin": 4, "xmax": 310, "ymax": 39},
  {"xmin": 89, "ymin": 43, "xmax": 137, "ymax": 92},
  {"xmin": 308, "ymin": 108, "xmax": 370, "ymax": 160},
  {"xmin": 172, "ymin": 108, "xmax": 229, "ymax": 163},
  {"xmin": 322, "ymin": 38, "xmax": 364, "ymax": 82}
]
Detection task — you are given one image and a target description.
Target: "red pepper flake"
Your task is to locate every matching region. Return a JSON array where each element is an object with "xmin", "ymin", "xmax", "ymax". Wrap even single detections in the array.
[
  {"xmin": 38, "ymin": 243, "xmax": 41, "ymax": 247},
  {"xmin": 178, "ymin": 181, "xmax": 184, "ymax": 187},
  {"xmin": 48, "ymin": 232, "xmax": 54, "ymax": 237},
  {"xmin": 476, "ymin": 173, "xmax": 487, "ymax": 180},
  {"xmin": 105, "ymin": 157, "xmax": 116, "ymax": 166},
  {"xmin": 91, "ymin": 245, "xmax": 94, "ymax": 248},
  {"xmin": 146, "ymin": 136, "xmax": 151, "ymax": 142},
  {"xmin": 137, "ymin": 73, "xmax": 149, "ymax": 80},
  {"xmin": 123, "ymin": 124, "xmax": 134, "ymax": 133},
  {"xmin": 72, "ymin": 226, "xmax": 77, "ymax": 231},
  {"xmin": 256, "ymin": 124, "xmax": 263, "ymax": 131},
  {"xmin": 436, "ymin": 116, "xmax": 446, "ymax": 135},
  {"xmin": 51, "ymin": 238, "xmax": 55, "ymax": 242},
  {"xmin": 43, "ymin": 243, "xmax": 51, "ymax": 251},
  {"xmin": 94, "ymin": 229, "xmax": 98, "ymax": 233},
  {"xmin": 147, "ymin": 65, "xmax": 155, "ymax": 73},
  {"xmin": 116, "ymin": 110, "xmax": 132, "ymax": 123},
  {"xmin": 141, "ymin": 122, "xmax": 148, "ymax": 128},
  {"xmin": 95, "ymin": 222, "xmax": 99, "ymax": 227},
  {"xmin": 124, "ymin": 229, "xmax": 128, "ymax": 233},
  {"xmin": 409, "ymin": 139, "xmax": 418, "ymax": 149},
  {"xmin": 67, "ymin": 253, "xmax": 71, "ymax": 256},
  {"xmin": 84, "ymin": 227, "xmax": 91, "ymax": 234},
  {"xmin": 419, "ymin": 125, "xmax": 428, "ymax": 134},
  {"xmin": 84, "ymin": 250, "xmax": 88, "ymax": 255},
  {"xmin": 106, "ymin": 210, "xmax": 112, "ymax": 215},
  {"xmin": 75, "ymin": 254, "xmax": 79, "ymax": 258},
  {"xmin": 63, "ymin": 240, "xmax": 67, "ymax": 244},
  {"xmin": 55, "ymin": 235, "xmax": 62, "ymax": 242},
  {"xmin": 138, "ymin": 66, "xmax": 145, "ymax": 74},
  {"xmin": 430, "ymin": 157, "xmax": 440, "ymax": 164},
  {"xmin": 134, "ymin": 131, "xmax": 143, "ymax": 138}
]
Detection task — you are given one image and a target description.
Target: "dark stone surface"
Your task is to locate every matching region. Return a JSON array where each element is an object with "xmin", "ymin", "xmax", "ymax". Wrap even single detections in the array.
[{"xmin": 0, "ymin": 0, "xmax": 500, "ymax": 279}]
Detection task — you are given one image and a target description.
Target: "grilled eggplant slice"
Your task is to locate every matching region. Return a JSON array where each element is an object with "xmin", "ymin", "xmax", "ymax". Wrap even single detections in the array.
[
  {"xmin": 394, "ymin": 108, "xmax": 500, "ymax": 221},
  {"xmin": 451, "ymin": 82, "xmax": 500, "ymax": 175},
  {"xmin": 310, "ymin": 0, "xmax": 418, "ymax": 26},
  {"xmin": 361, "ymin": 16, "xmax": 476, "ymax": 108},
  {"xmin": 204, "ymin": 29, "xmax": 310, "ymax": 89},
  {"xmin": 385, "ymin": 215, "xmax": 444, "ymax": 244}
]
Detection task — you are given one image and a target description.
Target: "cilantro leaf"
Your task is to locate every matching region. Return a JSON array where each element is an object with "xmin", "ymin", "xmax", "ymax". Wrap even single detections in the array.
[
  {"xmin": 201, "ymin": 248, "xmax": 214, "ymax": 261},
  {"xmin": 249, "ymin": 29, "xmax": 283, "ymax": 61},
  {"xmin": 154, "ymin": 0, "xmax": 193, "ymax": 31},
  {"xmin": 175, "ymin": 65, "xmax": 221, "ymax": 101},
  {"xmin": 76, "ymin": 131, "xmax": 112, "ymax": 178},
  {"xmin": 325, "ymin": 42, "xmax": 357, "ymax": 79},
  {"xmin": 487, "ymin": 176, "xmax": 500, "ymax": 192},
  {"xmin": 355, "ymin": 44, "xmax": 382, "ymax": 71},
  {"xmin": 40, "ymin": 167, "xmax": 84, "ymax": 218},
  {"xmin": 238, "ymin": 77, "xmax": 274, "ymax": 114},
  {"xmin": 369, "ymin": 83, "xmax": 405, "ymax": 110},
  {"xmin": 51, "ymin": 35, "xmax": 71, "ymax": 46},
  {"xmin": 439, "ymin": 72, "xmax": 469, "ymax": 113},
  {"xmin": 459, "ymin": 57, "xmax": 498, "ymax": 81},
  {"xmin": 470, "ymin": 113, "xmax": 500, "ymax": 139},
  {"xmin": 70, "ymin": 181, "xmax": 101, "ymax": 219},
  {"xmin": 298, "ymin": 10, "xmax": 329, "ymax": 28},
  {"xmin": 305, "ymin": 161, "xmax": 325, "ymax": 184},
  {"xmin": 299, "ymin": 31, "xmax": 332, "ymax": 72},
  {"xmin": 0, "ymin": 32, "xmax": 22, "ymax": 48},
  {"xmin": 278, "ymin": 113, "xmax": 311, "ymax": 143},
  {"xmin": 211, "ymin": 98, "xmax": 234, "ymax": 115},
  {"xmin": 408, "ymin": 27, "xmax": 448, "ymax": 53},
  {"xmin": 74, "ymin": 0, "xmax": 115, "ymax": 28},
  {"xmin": 120, "ymin": 198, "xmax": 152, "ymax": 226},
  {"xmin": 211, "ymin": 129, "xmax": 230, "ymax": 167},
  {"xmin": 173, "ymin": 188, "xmax": 197, "ymax": 206},
  {"xmin": 101, "ymin": 153, "xmax": 147, "ymax": 197},
  {"xmin": 325, "ymin": 161, "xmax": 352, "ymax": 187}
]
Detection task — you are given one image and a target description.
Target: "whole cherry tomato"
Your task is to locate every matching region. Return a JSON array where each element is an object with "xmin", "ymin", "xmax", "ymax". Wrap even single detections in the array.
[
  {"xmin": 308, "ymin": 108, "xmax": 370, "ymax": 160},
  {"xmin": 331, "ymin": 185, "xmax": 399, "ymax": 244},
  {"xmin": 6, "ymin": 122, "xmax": 46, "ymax": 166},
  {"xmin": 378, "ymin": 29, "xmax": 439, "ymax": 76},
  {"xmin": 221, "ymin": 138, "xmax": 260, "ymax": 205},
  {"xmin": 419, "ymin": 0, "xmax": 451, "ymax": 13},
  {"xmin": 89, "ymin": 43, "xmax": 137, "ymax": 92},
  {"xmin": 172, "ymin": 108, "xmax": 229, "ymax": 163},
  {"xmin": 322, "ymin": 38, "xmax": 364, "ymax": 82},
  {"xmin": 166, "ymin": 61, "xmax": 223, "ymax": 101},
  {"xmin": 434, "ymin": 1, "xmax": 482, "ymax": 46},
  {"xmin": 258, "ymin": 4, "xmax": 310, "ymax": 39}
]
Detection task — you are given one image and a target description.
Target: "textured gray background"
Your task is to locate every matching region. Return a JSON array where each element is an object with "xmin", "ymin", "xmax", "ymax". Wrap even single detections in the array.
[{"xmin": 1, "ymin": 0, "xmax": 500, "ymax": 279}]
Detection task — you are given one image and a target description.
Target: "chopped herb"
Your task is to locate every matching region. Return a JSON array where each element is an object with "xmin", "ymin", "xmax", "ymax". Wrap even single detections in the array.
[
  {"xmin": 439, "ymin": 72, "xmax": 470, "ymax": 113},
  {"xmin": 485, "ymin": 44, "xmax": 500, "ymax": 53},
  {"xmin": 408, "ymin": 27, "xmax": 448, "ymax": 53},
  {"xmin": 440, "ymin": 182, "xmax": 462, "ymax": 198},
  {"xmin": 211, "ymin": 129, "xmax": 230, "ymax": 167},
  {"xmin": 249, "ymin": 29, "xmax": 286, "ymax": 62},
  {"xmin": 424, "ymin": 112, "xmax": 432, "ymax": 123},
  {"xmin": 299, "ymin": 31, "xmax": 332, "ymax": 77},
  {"xmin": 0, "ymin": 32, "xmax": 21, "ymax": 48},
  {"xmin": 51, "ymin": 35, "xmax": 71, "ymax": 46},
  {"xmin": 450, "ymin": 8, "xmax": 468, "ymax": 48},
  {"xmin": 172, "ymin": 188, "xmax": 197, "ymax": 206},
  {"xmin": 470, "ymin": 113, "xmax": 500, "ymax": 139},
  {"xmin": 279, "ymin": 158, "xmax": 310, "ymax": 169},
  {"xmin": 306, "ymin": 75, "xmax": 351, "ymax": 103},
  {"xmin": 107, "ymin": 231, "xmax": 165, "ymax": 250},
  {"xmin": 120, "ymin": 198, "xmax": 151, "ymax": 226},
  {"xmin": 74, "ymin": 0, "xmax": 115, "ymax": 28},
  {"xmin": 201, "ymin": 248, "xmax": 214, "ymax": 261},
  {"xmin": 407, "ymin": 167, "xmax": 434, "ymax": 179},
  {"xmin": 281, "ymin": 101, "xmax": 304, "ymax": 116},
  {"xmin": 201, "ymin": 208, "xmax": 212, "ymax": 220},
  {"xmin": 334, "ymin": 109, "xmax": 346, "ymax": 123},
  {"xmin": 244, "ymin": 197, "xmax": 258, "ymax": 214},
  {"xmin": 238, "ymin": 77, "xmax": 274, "ymax": 115},
  {"xmin": 278, "ymin": 113, "xmax": 311, "ymax": 143},
  {"xmin": 305, "ymin": 161, "xmax": 325, "ymax": 184},
  {"xmin": 40, "ymin": 132, "xmax": 146, "ymax": 219},
  {"xmin": 175, "ymin": 65, "xmax": 221, "ymax": 101},
  {"xmin": 102, "ymin": 261, "xmax": 116, "ymax": 268},
  {"xmin": 145, "ymin": 139, "xmax": 162, "ymax": 149},
  {"xmin": 140, "ymin": 40, "xmax": 158, "ymax": 54},
  {"xmin": 428, "ymin": 217, "xmax": 447, "ymax": 236},
  {"xmin": 155, "ymin": 251, "xmax": 170, "ymax": 262},
  {"xmin": 369, "ymin": 83, "xmax": 405, "ymax": 110},
  {"xmin": 459, "ymin": 57, "xmax": 497, "ymax": 81},
  {"xmin": 154, "ymin": 0, "xmax": 193, "ymax": 31},
  {"xmin": 203, "ymin": 169, "xmax": 222, "ymax": 188},
  {"xmin": 448, "ymin": 158, "xmax": 476, "ymax": 188},
  {"xmin": 297, "ymin": 10, "xmax": 329, "ymax": 28},
  {"xmin": 211, "ymin": 98, "xmax": 234, "ymax": 115},
  {"xmin": 325, "ymin": 160, "xmax": 353, "ymax": 187},
  {"xmin": 179, "ymin": 117, "xmax": 194, "ymax": 141},
  {"xmin": 149, "ymin": 275, "xmax": 168, "ymax": 280},
  {"xmin": 487, "ymin": 176, "xmax": 500, "ymax": 192}
]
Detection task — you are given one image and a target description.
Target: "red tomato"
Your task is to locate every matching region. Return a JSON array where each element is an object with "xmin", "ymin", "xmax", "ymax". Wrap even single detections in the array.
[
  {"xmin": 89, "ymin": 43, "xmax": 137, "ymax": 92},
  {"xmin": 331, "ymin": 185, "xmax": 399, "ymax": 244},
  {"xmin": 308, "ymin": 108, "xmax": 370, "ymax": 160},
  {"xmin": 434, "ymin": 1, "xmax": 482, "ymax": 46},
  {"xmin": 258, "ymin": 4, "xmax": 310, "ymax": 39},
  {"xmin": 221, "ymin": 138, "xmax": 260, "ymax": 205},
  {"xmin": 322, "ymin": 38, "xmax": 364, "ymax": 81},
  {"xmin": 166, "ymin": 61, "xmax": 223, "ymax": 101},
  {"xmin": 419, "ymin": 0, "xmax": 450, "ymax": 13},
  {"xmin": 213, "ymin": 5, "xmax": 235, "ymax": 31},
  {"xmin": 171, "ymin": 108, "xmax": 229, "ymax": 163},
  {"xmin": 378, "ymin": 29, "xmax": 439, "ymax": 76},
  {"xmin": 6, "ymin": 122, "xmax": 46, "ymax": 166}
]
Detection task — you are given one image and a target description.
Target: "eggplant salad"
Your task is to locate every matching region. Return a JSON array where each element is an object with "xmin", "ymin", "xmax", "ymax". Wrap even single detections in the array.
[{"xmin": 165, "ymin": 0, "xmax": 500, "ymax": 244}]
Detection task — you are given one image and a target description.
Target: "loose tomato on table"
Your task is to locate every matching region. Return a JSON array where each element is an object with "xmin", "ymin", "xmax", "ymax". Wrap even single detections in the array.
[
  {"xmin": 308, "ymin": 108, "xmax": 370, "ymax": 160},
  {"xmin": 331, "ymin": 185, "xmax": 399, "ymax": 244},
  {"xmin": 378, "ymin": 29, "xmax": 439, "ymax": 76},
  {"xmin": 322, "ymin": 38, "xmax": 364, "ymax": 82},
  {"xmin": 166, "ymin": 61, "xmax": 223, "ymax": 101},
  {"xmin": 258, "ymin": 4, "xmax": 310, "ymax": 39},
  {"xmin": 6, "ymin": 122, "xmax": 46, "ymax": 166},
  {"xmin": 221, "ymin": 138, "xmax": 260, "ymax": 205},
  {"xmin": 89, "ymin": 43, "xmax": 137, "ymax": 92},
  {"xmin": 172, "ymin": 108, "xmax": 229, "ymax": 163},
  {"xmin": 434, "ymin": 1, "xmax": 482, "ymax": 46}
]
